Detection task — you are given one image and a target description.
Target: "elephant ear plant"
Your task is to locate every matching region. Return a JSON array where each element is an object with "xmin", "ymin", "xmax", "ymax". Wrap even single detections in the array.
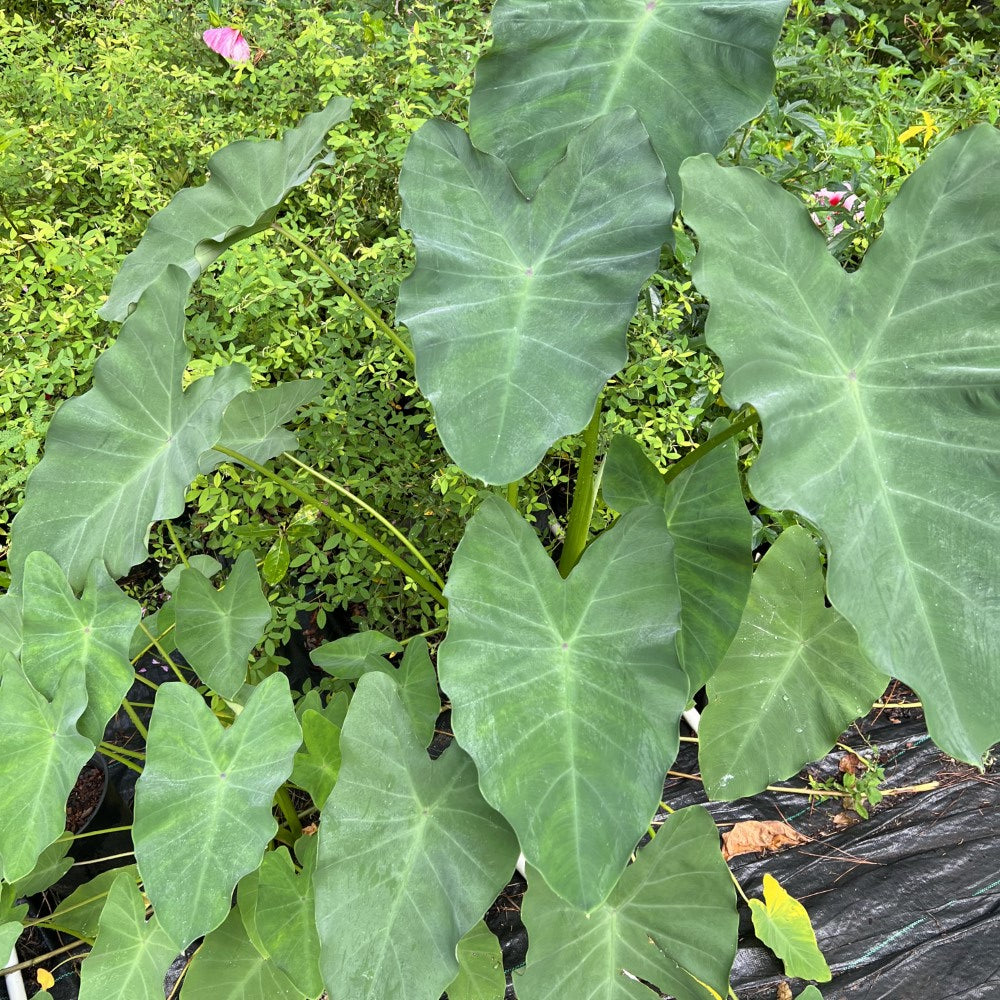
[{"xmin": 2, "ymin": 0, "xmax": 999, "ymax": 997}]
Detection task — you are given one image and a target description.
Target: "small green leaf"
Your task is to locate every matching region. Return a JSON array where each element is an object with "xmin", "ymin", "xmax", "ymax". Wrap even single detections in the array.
[
  {"xmin": 174, "ymin": 550, "xmax": 272, "ymax": 698},
  {"xmin": 699, "ymin": 526, "xmax": 888, "ymax": 800},
  {"xmin": 180, "ymin": 906, "xmax": 303, "ymax": 1000},
  {"xmin": 518, "ymin": 806, "xmax": 737, "ymax": 1000},
  {"xmin": 290, "ymin": 709, "xmax": 341, "ymax": 809},
  {"xmin": 748, "ymin": 874, "xmax": 831, "ymax": 982},
  {"xmin": 311, "ymin": 630, "xmax": 401, "ymax": 678},
  {"xmin": 797, "ymin": 987, "xmax": 825, "ymax": 999},
  {"xmin": 262, "ymin": 535, "xmax": 291, "ymax": 586},
  {"xmin": 19, "ymin": 552, "xmax": 141, "ymax": 744},
  {"xmin": 446, "ymin": 921, "xmax": 506, "ymax": 1000},
  {"xmin": 315, "ymin": 672, "xmax": 519, "ymax": 1000},
  {"xmin": 162, "ymin": 555, "xmax": 222, "ymax": 593},
  {"xmin": 100, "ymin": 99, "xmax": 352, "ymax": 322},
  {"xmin": 133, "ymin": 672, "xmax": 301, "ymax": 947},
  {"xmin": 42, "ymin": 866, "xmax": 139, "ymax": 940},
  {"xmin": 78, "ymin": 873, "xmax": 179, "ymax": 1000},
  {"xmin": 0, "ymin": 663, "xmax": 93, "ymax": 883}
]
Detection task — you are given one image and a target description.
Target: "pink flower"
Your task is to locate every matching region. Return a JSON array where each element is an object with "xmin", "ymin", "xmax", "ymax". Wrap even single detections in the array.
[
  {"xmin": 810, "ymin": 183, "xmax": 865, "ymax": 237},
  {"xmin": 203, "ymin": 26, "xmax": 251, "ymax": 64}
]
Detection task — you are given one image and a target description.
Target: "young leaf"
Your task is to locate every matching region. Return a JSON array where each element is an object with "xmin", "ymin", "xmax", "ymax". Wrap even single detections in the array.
[
  {"xmin": 797, "ymin": 988, "xmax": 825, "ymax": 999},
  {"xmin": 174, "ymin": 549, "xmax": 272, "ymax": 699},
  {"xmin": 314, "ymin": 671, "xmax": 519, "ymax": 1000},
  {"xmin": 603, "ymin": 419, "xmax": 753, "ymax": 692},
  {"xmin": 699, "ymin": 526, "xmax": 888, "ymax": 800},
  {"xmin": 161, "ymin": 555, "xmax": 222, "ymax": 593},
  {"xmin": 99, "ymin": 98, "xmax": 352, "ymax": 322},
  {"xmin": 518, "ymin": 806, "xmax": 737, "ymax": 1000},
  {"xmin": 19, "ymin": 552, "xmax": 140, "ymax": 744},
  {"xmin": 398, "ymin": 109, "xmax": 672, "ymax": 484},
  {"xmin": 236, "ymin": 848, "xmax": 323, "ymax": 997},
  {"xmin": 469, "ymin": 0, "xmax": 788, "ymax": 198},
  {"xmin": 0, "ymin": 664, "xmax": 93, "ymax": 883},
  {"xmin": 446, "ymin": 921, "xmax": 506, "ymax": 1000},
  {"xmin": 439, "ymin": 497, "xmax": 686, "ymax": 911},
  {"xmin": 41, "ymin": 866, "xmax": 140, "ymax": 940},
  {"xmin": 77, "ymin": 873, "xmax": 179, "ymax": 1000},
  {"xmin": 9, "ymin": 266, "xmax": 250, "ymax": 592},
  {"xmin": 749, "ymin": 874, "xmax": 832, "ymax": 982},
  {"xmin": 180, "ymin": 906, "xmax": 303, "ymax": 1000},
  {"xmin": 132, "ymin": 672, "xmax": 301, "ymax": 947},
  {"xmin": 311, "ymin": 630, "xmax": 401, "ymax": 677},
  {"xmin": 290, "ymin": 709, "xmax": 341, "ymax": 809},
  {"xmin": 681, "ymin": 127, "xmax": 1000, "ymax": 764}
]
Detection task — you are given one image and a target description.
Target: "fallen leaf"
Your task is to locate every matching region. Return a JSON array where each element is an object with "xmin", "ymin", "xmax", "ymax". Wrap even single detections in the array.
[
  {"xmin": 777, "ymin": 983, "xmax": 793, "ymax": 1000},
  {"xmin": 721, "ymin": 820, "xmax": 810, "ymax": 860},
  {"xmin": 37, "ymin": 968, "xmax": 55, "ymax": 990}
]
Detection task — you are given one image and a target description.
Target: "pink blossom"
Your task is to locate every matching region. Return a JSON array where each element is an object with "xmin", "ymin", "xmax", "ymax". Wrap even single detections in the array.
[
  {"xmin": 810, "ymin": 183, "xmax": 865, "ymax": 237},
  {"xmin": 203, "ymin": 26, "xmax": 251, "ymax": 64}
]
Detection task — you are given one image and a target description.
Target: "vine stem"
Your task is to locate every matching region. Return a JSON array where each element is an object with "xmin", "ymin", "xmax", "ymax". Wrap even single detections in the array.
[
  {"xmin": 211, "ymin": 445, "xmax": 446, "ymax": 607},
  {"xmin": 667, "ymin": 770, "xmax": 939, "ymax": 797},
  {"xmin": 270, "ymin": 220, "xmax": 415, "ymax": 364},
  {"xmin": 661, "ymin": 408, "xmax": 758, "ymax": 488},
  {"xmin": 274, "ymin": 786, "xmax": 303, "ymax": 840},
  {"xmin": 281, "ymin": 451, "xmax": 444, "ymax": 589},
  {"xmin": 558, "ymin": 395, "xmax": 603, "ymax": 577}
]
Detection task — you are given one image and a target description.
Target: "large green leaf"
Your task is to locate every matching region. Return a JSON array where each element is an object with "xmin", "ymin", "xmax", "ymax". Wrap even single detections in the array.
[
  {"xmin": 314, "ymin": 671, "xmax": 519, "ymax": 1000},
  {"xmin": 174, "ymin": 550, "xmax": 272, "ymax": 699},
  {"xmin": 19, "ymin": 551, "xmax": 140, "ymax": 744},
  {"xmin": 0, "ymin": 664, "xmax": 93, "ymax": 882},
  {"xmin": 439, "ymin": 497, "xmax": 686, "ymax": 910},
  {"xmin": 749, "ymin": 874, "xmax": 831, "ymax": 982},
  {"xmin": 41, "ymin": 865, "xmax": 139, "ymax": 940},
  {"xmin": 99, "ymin": 98, "xmax": 352, "ymax": 322},
  {"xmin": 680, "ymin": 127, "xmax": 1000, "ymax": 764},
  {"xmin": 603, "ymin": 421, "xmax": 753, "ymax": 692},
  {"xmin": 446, "ymin": 921, "xmax": 506, "ymax": 1000},
  {"xmin": 9, "ymin": 266, "xmax": 250, "ymax": 592},
  {"xmin": 518, "ymin": 806, "xmax": 737, "ymax": 1000},
  {"xmin": 236, "ymin": 848, "xmax": 323, "ymax": 997},
  {"xmin": 180, "ymin": 906, "xmax": 301, "ymax": 1000},
  {"xmin": 397, "ymin": 110, "xmax": 672, "ymax": 483},
  {"xmin": 78, "ymin": 873, "xmax": 180, "ymax": 1000},
  {"xmin": 699, "ymin": 527, "xmax": 888, "ymax": 799},
  {"xmin": 0, "ymin": 595, "xmax": 20, "ymax": 658},
  {"xmin": 132, "ymin": 672, "xmax": 301, "ymax": 947},
  {"xmin": 469, "ymin": 0, "xmax": 788, "ymax": 199}
]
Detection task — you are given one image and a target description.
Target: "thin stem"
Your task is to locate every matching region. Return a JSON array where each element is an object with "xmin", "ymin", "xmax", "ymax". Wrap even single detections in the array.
[
  {"xmin": 661, "ymin": 409, "xmax": 758, "ymax": 489},
  {"xmin": 121, "ymin": 696, "xmax": 149, "ymax": 741},
  {"xmin": 271, "ymin": 220, "xmax": 415, "ymax": 364},
  {"xmin": 274, "ymin": 786, "xmax": 303, "ymax": 841},
  {"xmin": 1, "ymin": 940, "xmax": 85, "ymax": 975},
  {"xmin": 72, "ymin": 850, "xmax": 134, "ymax": 866},
  {"xmin": 55, "ymin": 824, "xmax": 132, "ymax": 844},
  {"xmin": 164, "ymin": 520, "xmax": 190, "ymax": 567},
  {"xmin": 212, "ymin": 445, "xmax": 446, "ymax": 606},
  {"xmin": 137, "ymin": 620, "xmax": 187, "ymax": 684},
  {"xmin": 505, "ymin": 480, "xmax": 520, "ymax": 510},
  {"xmin": 558, "ymin": 395, "xmax": 603, "ymax": 577},
  {"xmin": 400, "ymin": 625, "xmax": 446, "ymax": 645},
  {"xmin": 728, "ymin": 869, "xmax": 752, "ymax": 905},
  {"xmin": 874, "ymin": 701, "xmax": 922, "ymax": 709},
  {"xmin": 99, "ymin": 741, "xmax": 146, "ymax": 760},
  {"xmin": 97, "ymin": 743, "xmax": 143, "ymax": 774},
  {"xmin": 282, "ymin": 451, "xmax": 444, "ymax": 589}
]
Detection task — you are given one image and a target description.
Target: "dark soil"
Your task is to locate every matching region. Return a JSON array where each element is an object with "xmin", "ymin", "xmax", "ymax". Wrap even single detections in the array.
[{"xmin": 64, "ymin": 762, "xmax": 104, "ymax": 834}]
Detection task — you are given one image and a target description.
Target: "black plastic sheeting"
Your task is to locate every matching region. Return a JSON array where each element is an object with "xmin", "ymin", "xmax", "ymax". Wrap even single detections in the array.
[{"xmin": 496, "ymin": 704, "xmax": 1000, "ymax": 1000}]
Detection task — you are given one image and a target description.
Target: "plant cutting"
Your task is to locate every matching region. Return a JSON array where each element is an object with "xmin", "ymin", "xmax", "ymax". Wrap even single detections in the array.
[{"xmin": 1, "ymin": 1, "xmax": 998, "ymax": 998}]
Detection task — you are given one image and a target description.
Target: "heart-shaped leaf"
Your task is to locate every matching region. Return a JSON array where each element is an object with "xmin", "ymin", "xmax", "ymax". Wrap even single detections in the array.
[
  {"xmin": 681, "ymin": 127, "xmax": 1000, "ymax": 764},
  {"xmin": 469, "ymin": 0, "xmax": 788, "ymax": 198},
  {"xmin": 19, "ymin": 552, "xmax": 141, "ymax": 744},
  {"xmin": 9, "ymin": 266, "xmax": 250, "ymax": 592},
  {"xmin": 699, "ymin": 526, "xmax": 888, "ymax": 799},
  {"xmin": 99, "ymin": 98, "xmax": 352, "ymax": 322},
  {"xmin": 446, "ymin": 921, "xmax": 506, "ymax": 1000},
  {"xmin": 180, "ymin": 906, "xmax": 302, "ymax": 1000},
  {"xmin": 174, "ymin": 549, "xmax": 272, "ymax": 699},
  {"xmin": 603, "ymin": 420, "xmax": 753, "ymax": 692},
  {"xmin": 133, "ymin": 672, "xmax": 301, "ymax": 947},
  {"xmin": 398, "ymin": 109, "xmax": 672, "ymax": 483},
  {"xmin": 439, "ymin": 497, "xmax": 686, "ymax": 910},
  {"xmin": 78, "ymin": 873, "xmax": 180, "ymax": 1000},
  {"xmin": 237, "ymin": 848, "xmax": 322, "ymax": 997},
  {"xmin": 314, "ymin": 671, "xmax": 519, "ymax": 1000},
  {"xmin": 0, "ymin": 664, "xmax": 93, "ymax": 882},
  {"xmin": 749, "ymin": 874, "xmax": 831, "ymax": 982},
  {"xmin": 290, "ymin": 709, "xmax": 341, "ymax": 809},
  {"xmin": 518, "ymin": 806, "xmax": 737, "ymax": 1000}
]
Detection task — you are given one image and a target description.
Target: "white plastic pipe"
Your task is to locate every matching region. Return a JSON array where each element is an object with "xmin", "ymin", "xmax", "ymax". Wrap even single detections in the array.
[
  {"xmin": 682, "ymin": 706, "xmax": 701, "ymax": 734},
  {"xmin": 4, "ymin": 946, "xmax": 27, "ymax": 1000}
]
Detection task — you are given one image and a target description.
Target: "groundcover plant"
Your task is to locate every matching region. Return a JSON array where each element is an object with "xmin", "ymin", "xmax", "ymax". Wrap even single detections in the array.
[{"xmin": 1, "ymin": 1, "xmax": 998, "ymax": 998}]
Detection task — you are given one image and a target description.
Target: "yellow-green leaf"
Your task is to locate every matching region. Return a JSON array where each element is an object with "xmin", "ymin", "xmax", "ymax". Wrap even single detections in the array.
[{"xmin": 748, "ymin": 874, "xmax": 831, "ymax": 982}]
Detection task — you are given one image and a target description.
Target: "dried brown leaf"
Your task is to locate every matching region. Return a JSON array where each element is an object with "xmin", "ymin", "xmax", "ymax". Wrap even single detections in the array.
[{"xmin": 721, "ymin": 820, "xmax": 810, "ymax": 860}]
